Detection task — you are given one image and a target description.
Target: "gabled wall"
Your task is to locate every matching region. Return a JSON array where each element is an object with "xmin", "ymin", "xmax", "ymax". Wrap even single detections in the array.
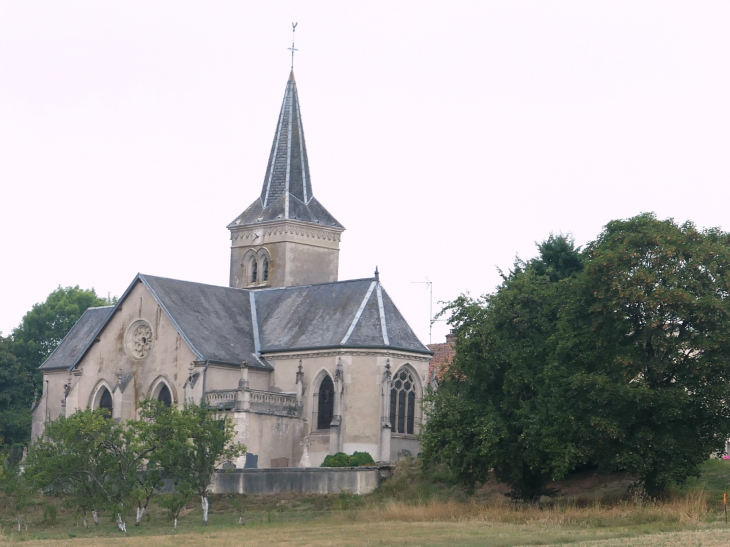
[{"xmin": 36, "ymin": 280, "xmax": 199, "ymax": 435}]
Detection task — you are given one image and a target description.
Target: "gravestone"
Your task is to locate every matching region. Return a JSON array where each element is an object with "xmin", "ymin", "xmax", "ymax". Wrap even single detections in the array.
[{"xmin": 270, "ymin": 457, "xmax": 289, "ymax": 468}]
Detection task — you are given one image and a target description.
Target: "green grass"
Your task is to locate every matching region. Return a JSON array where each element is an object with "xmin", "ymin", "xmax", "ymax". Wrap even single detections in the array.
[{"xmin": 3, "ymin": 459, "xmax": 730, "ymax": 546}]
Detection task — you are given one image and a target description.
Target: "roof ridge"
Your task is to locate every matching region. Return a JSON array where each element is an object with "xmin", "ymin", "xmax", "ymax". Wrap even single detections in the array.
[{"xmin": 255, "ymin": 276, "xmax": 377, "ymax": 292}]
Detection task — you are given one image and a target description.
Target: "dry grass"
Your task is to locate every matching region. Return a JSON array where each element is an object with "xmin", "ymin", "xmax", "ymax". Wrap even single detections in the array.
[{"xmin": 3, "ymin": 459, "xmax": 730, "ymax": 546}]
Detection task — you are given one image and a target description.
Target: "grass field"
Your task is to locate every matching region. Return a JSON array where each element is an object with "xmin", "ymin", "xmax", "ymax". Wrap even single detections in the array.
[{"xmin": 2, "ymin": 459, "xmax": 730, "ymax": 546}]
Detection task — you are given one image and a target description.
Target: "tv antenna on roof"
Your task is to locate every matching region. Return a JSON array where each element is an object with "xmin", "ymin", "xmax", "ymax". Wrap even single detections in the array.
[
  {"xmin": 288, "ymin": 22, "xmax": 298, "ymax": 70},
  {"xmin": 412, "ymin": 279, "xmax": 446, "ymax": 345}
]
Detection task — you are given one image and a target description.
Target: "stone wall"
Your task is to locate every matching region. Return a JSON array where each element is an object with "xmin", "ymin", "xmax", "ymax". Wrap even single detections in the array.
[{"xmin": 210, "ymin": 466, "xmax": 392, "ymax": 496}]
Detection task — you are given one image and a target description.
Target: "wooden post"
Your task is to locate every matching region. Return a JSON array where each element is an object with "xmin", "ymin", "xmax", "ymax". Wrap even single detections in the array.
[{"xmin": 724, "ymin": 493, "xmax": 727, "ymax": 523}]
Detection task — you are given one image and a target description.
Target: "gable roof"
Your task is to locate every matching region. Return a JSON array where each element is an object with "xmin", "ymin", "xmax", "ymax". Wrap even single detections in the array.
[
  {"xmin": 40, "ymin": 306, "xmax": 114, "ymax": 370},
  {"xmin": 40, "ymin": 274, "xmax": 431, "ymax": 373},
  {"xmin": 227, "ymin": 71, "xmax": 343, "ymax": 230}
]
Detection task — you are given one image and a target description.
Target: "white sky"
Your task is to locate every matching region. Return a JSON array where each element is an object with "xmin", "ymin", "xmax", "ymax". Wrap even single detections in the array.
[{"xmin": 1, "ymin": 2, "xmax": 729, "ymax": 345}]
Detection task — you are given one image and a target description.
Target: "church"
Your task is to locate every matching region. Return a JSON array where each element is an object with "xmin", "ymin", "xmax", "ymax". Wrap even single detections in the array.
[{"xmin": 31, "ymin": 71, "xmax": 434, "ymax": 468}]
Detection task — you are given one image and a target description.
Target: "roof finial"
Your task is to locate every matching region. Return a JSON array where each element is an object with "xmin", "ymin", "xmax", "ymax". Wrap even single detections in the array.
[
  {"xmin": 374, "ymin": 266, "xmax": 380, "ymax": 282},
  {"xmin": 288, "ymin": 22, "xmax": 298, "ymax": 71}
]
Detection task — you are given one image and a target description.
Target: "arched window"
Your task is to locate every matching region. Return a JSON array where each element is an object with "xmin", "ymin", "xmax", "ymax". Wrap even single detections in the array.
[
  {"xmin": 390, "ymin": 368, "xmax": 417, "ymax": 434},
  {"xmin": 263, "ymin": 258, "xmax": 269, "ymax": 282},
  {"xmin": 317, "ymin": 375, "xmax": 334, "ymax": 430},
  {"xmin": 99, "ymin": 387, "xmax": 113, "ymax": 418},
  {"xmin": 157, "ymin": 384, "xmax": 172, "ymax": 408},
  {"xmin": 251, "ymin": 260, "xmax": 258, "ymax": 283}
]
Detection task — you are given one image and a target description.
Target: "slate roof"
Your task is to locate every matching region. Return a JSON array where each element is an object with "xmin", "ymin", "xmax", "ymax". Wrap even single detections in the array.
[
  {"xmin": 41, "ymin": 274, "xmax": 431, "ymax": 372},
  {"xmin": 227, "ymin": 71, "xmax": 343, "ymax": 230},
  {"xmin": 142, "ymin": 275, "xmax": 264, "ymax": 369},
  {"xmin": 40, "ymin": 306, "xmax": 114, "ymax": 370}
]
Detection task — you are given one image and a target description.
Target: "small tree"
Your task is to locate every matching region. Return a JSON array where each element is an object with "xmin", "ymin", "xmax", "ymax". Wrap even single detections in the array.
[
  {"xmin": 28, "ymin": 410, "xmax": 115, "ymax": 528},
  {"xmin": 161, "ymin": 404, "xmax": 245, "ymax": 525},
  {"xmin": 1, "ymin": 457, "xmax": 32, "ymax": 533},
  {"xmin": 157, "ymin": 482, "xmax": 193, "ymax": 530}
]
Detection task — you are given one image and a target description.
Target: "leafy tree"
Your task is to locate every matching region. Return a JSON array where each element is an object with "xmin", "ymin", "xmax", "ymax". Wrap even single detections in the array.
[
  {"xmin": 423, "ymin": 217, "xmax": 730, "ymax": 498},
  {"xmin": 28, "ymin": 409, "xmax": 115, "ymax": 529},
  {"xmin": 0, "ymin": 457, "xmax": 33, "ymax": 533},
  {"xmin": 0, "ymin": 334, "xmax": 33, "ymax": 449},
  {"xmin": 157, "ymin": 485, "xmax": 193, "ymax": 530},
  {"xmin": 1, "ymin": 286, "xmax": 111, "ymax": 447},
  {"xmin": 28, "ymin": 403, "xmax": 172, "ymax": 532},
  {"xmin": 160, "ymin": 404, "xmax": 245, "ymax": 525},
  {"xmin": 422, "ymin": 235, "xmax": 583, "ymax": 499},
  {"xmin": 557, "ymin": 214, "xmax": 730, "ymax": 494}
]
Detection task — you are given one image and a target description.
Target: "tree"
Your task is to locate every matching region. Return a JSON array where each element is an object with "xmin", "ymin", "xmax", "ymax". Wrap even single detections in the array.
[
  {"xmin": 28, "ymin": 404, "xmax": 171, "ymax": 533},
  {"xmin": 0, "ymin": 456, "xmax": 33, "ymax": 533},
  {"xmin": 421, "ymin": 235, "xmax": 583, "ymax": 499},
  {"xmin": 161, "ymin": 404, "xmax": 245, "ymax": 525},
  {"xmin": 28, "ymin": 409, "xmax": 115, "ymax": 529},
  {"xmin": 0, "ymin": 334, "xmax": 32, "ymax": 448},
  {"xmin": 558, "ymin": 214, "xmax": 730, "ymax": 494},
  {"xmin": 423, "ymin": 216, "xmax": 730, "ymax": 498},
  {"xmin": 2, "ymin": 286, "xmax": 111, "ymax": 446}
]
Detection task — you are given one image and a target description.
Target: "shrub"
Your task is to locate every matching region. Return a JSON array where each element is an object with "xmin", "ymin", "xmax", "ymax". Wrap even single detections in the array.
[{"xmin": 321, "ymin": 451, "xmax": 376, "ymax": 467}]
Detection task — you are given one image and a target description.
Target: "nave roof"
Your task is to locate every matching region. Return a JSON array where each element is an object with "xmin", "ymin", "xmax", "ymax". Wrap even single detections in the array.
[{"xmin": 40, "ymin": 274, "xmax": 431, "ymax": 373}]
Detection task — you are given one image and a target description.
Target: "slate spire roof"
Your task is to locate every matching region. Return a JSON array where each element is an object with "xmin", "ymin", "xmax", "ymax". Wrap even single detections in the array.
[{"xmin": 228, "ymin": 71, "xmax": 343, "ymax": 229}]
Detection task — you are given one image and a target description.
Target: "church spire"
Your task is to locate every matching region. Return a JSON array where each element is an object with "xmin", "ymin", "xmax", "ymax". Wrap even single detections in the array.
[
  {"xmin": 227, "ymin": 71, "xmax": 344, "ymax": 290},
  {"xmin": 229, "ymin": 73, "xmax": 342, "ymax": 229},
  {"xmin": 260, "ymin": 70, "xmax": 313, "ymax": 216}
]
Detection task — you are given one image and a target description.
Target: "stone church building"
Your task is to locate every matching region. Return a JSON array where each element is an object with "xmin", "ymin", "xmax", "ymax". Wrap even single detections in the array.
[{"xmin": 31, "ymin": 72, "xmax": 434, "ymax": 468}]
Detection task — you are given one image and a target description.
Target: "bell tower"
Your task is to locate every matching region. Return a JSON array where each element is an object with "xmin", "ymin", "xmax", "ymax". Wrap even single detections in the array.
[{"xmin": 228, "ymin": 71, "xmax": 345, "ymax": 289}]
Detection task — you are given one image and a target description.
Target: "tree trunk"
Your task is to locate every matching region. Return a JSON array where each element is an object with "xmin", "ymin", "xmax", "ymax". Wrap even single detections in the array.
[
  {"xmin": 201, "ymin": 495, "xmax": 209, "ymax": 526},
  {"xmin": 135, "ymin": 505, "xmax": 145, "ymax": 526},
  {"xmin": 82, "ymin": 509, "xmax": 88, "ymax": 528},
  {"xmin": 92, "ymin": 509, "xmax": 99, "ymax": 526},
  {"xmin": 173, "ymin": 517, "xmax": 178, "ymax": 529},
  {"xmin": 116, "ymin": 513, "xmax": 127, "ymax": 533},
  {"xmin": 17, "ymin": 514, "xmax": 21, "ymax": 533}
]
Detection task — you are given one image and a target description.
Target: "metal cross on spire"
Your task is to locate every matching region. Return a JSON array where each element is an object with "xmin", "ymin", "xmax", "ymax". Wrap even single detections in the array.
[{"xmin": 288, "ymin": 22, "xmax": 298, "ymax": 70}]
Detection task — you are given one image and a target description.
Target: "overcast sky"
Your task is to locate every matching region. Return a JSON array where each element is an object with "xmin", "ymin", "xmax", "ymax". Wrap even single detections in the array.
[{"xmin": 1, "ymin": 2, "xmax": 729, "ymax": 345}]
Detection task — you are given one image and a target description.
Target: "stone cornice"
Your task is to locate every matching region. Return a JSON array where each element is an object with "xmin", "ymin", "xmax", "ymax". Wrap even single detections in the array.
[
  {"xmin": 229, "ymin": 220, "xmax": 343, "ymax": 245},
  {"xmin": 262, "ymin": 348, "xmax": 431, "ymax": 363}
]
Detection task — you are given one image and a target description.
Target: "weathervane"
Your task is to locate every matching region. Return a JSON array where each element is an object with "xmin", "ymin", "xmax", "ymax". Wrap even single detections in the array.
[{"xmin": 288, "ymin": 22, "xmax": 298, "ymax": 70}]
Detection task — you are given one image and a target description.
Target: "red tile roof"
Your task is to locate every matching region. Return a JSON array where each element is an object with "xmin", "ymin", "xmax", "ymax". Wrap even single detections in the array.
[{"xmin": 427, "ymin": 333, "xmax": 455, "ymax": 381}]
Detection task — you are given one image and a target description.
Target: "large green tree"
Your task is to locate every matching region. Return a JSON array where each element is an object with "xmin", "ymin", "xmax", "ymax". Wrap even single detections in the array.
[
  {"xmin": 0, "ymin": 286, "xmax": 111, "ymax": 446},
  {"xmin": 422, "ymin": 235, "xmax": 583, "ymax": 499},
  {"xmin": 557, "ymin": 214, "xmax": 730, "ymax": 494},
  {"xmin": 0, "ymin": 334, "xmax": 32, "ymax": 448},
  {"xmin": 423, "ymin": 216, "xmax": 730, "ymax": 498}
]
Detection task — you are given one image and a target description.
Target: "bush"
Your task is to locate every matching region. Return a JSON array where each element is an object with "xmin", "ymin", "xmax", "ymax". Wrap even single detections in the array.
[{"xmin": 321, "ymin": 451, "xmax": 376, "ymax": 467}]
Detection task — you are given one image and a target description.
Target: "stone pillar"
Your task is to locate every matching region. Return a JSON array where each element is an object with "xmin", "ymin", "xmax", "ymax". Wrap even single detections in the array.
[
  {"xmin": 329, "ymin": 357, "xmax": 345, "ymax": 455},
  {"xmin": 295, "ymin": 360, "xmax": 304, "ymax": 410},
  {"xmin": 112, "ymin": 368, "xmax": 124, "ymax": 420},
  {"xmin": 380, "ymin": 359, "xmax": 393, "ymax": 462},
  {"xmin": 236, "ymin": 362, "xmax": 251, "ymax": 412}
]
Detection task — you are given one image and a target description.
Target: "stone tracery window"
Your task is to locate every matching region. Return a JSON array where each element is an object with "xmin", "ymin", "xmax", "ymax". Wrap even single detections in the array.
[
  {"xmin": 251, "ymin": 259, "xmax": 258, "ymax": 284},
  {"xmin": 263, "ymin": 258, "xmax": 269, "ymax": 282},
  {"xmin": 390, "ymin": 368, "xmax": 417, "ymax": 435}
]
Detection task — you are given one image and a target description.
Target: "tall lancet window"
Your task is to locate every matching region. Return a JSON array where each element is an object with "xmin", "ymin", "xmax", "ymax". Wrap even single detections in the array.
[
  {"xmin": 263, "ymin": 259, "xmax": 269, "ymax": 282},
  {"xmin": 390, "ymin": 369, "xmax": 416, "ymax": 435},
  {"xmin": 157, "ymin": 384, "xmax": 172, "ymax": 408},
  {"xmin": 251, "ymin": 260, "xmax": 258, "ymax": 284},
  {"xmin": 99, "ymin": 387, "xmax": 113, "ymax": 418},
  {"xmin": 317, "ymin": 375, "xmax": 334, "ymax": 430}
]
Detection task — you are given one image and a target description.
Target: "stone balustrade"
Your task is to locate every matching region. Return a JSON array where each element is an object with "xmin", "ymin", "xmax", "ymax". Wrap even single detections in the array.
[{"xmin": 205, "ymin": 388, "xmax": 298, "ymax": 417}]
